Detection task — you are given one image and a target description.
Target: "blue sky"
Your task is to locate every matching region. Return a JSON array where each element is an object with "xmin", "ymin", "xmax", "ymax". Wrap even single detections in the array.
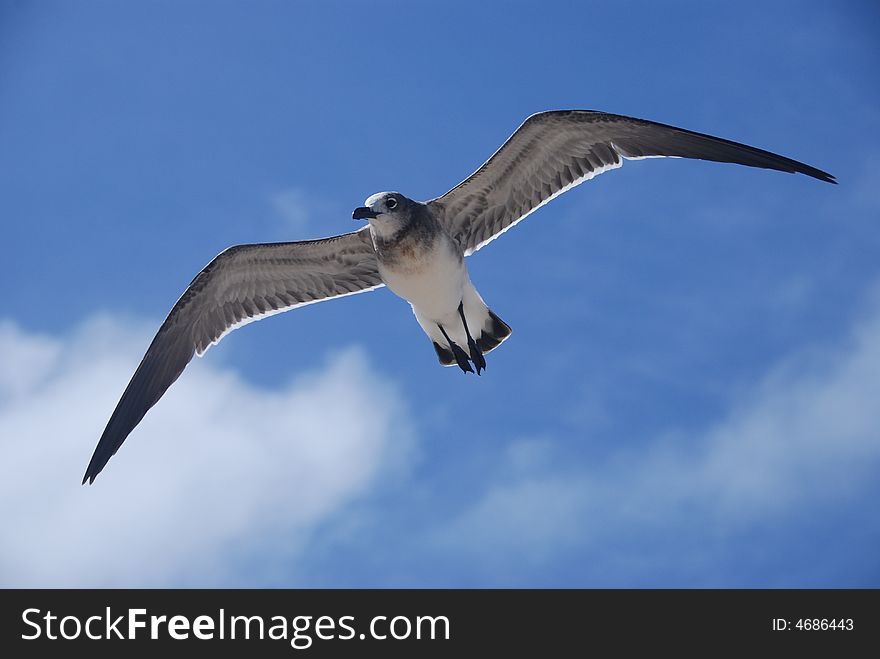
[{"xmin": 1, "ymin": 0, "xmax": 878, "ymax": 587}]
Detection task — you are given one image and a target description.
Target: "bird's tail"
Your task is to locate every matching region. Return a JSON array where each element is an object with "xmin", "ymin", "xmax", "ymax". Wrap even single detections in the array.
[
  {"xmin": 477, "ymin": 309, "xmax": 512, "ymax": 354},
  {"xmin": 432, "ymin": 308, "xmax": 512, "ymax": 366}
]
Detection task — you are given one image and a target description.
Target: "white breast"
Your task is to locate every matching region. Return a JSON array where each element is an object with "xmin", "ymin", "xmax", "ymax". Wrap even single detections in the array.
[{"xmin": 378, "ymin": 234, "xmax": 467, "ymax": 321}]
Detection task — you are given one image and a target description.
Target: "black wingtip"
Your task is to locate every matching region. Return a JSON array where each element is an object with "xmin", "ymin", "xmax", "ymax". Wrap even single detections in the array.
[
  {"xmin": 801, "ymin": 167, "xmax": 836, "ymax": 184},
  {"xmin": 82, "ymin": 458, "xmax": 104, "ymax": 485},
  {"xmin": 82, "ymin": 426, "xmax": 120, "ymax": 485},
  {"xmin": 781, "ymin": 155, "xmax": 835, "ymax": 184}
]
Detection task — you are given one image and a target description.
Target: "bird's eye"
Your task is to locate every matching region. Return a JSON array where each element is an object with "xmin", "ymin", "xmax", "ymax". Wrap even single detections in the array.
[{"xmin": 386, "ymin": 198, "xmax": 398, "ymax": 210}]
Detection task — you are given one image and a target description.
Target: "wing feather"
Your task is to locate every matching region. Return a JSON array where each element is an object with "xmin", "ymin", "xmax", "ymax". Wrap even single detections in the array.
[
  {"xmin": 429, "ymin": 110, "xmax": 835, "ymax": 255},
  {"xmin": 82, "ymin": 227, "xmax": 381, "ymax": 483}
]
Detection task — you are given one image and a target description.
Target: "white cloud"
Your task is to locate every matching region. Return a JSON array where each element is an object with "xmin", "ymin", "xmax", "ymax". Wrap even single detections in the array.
[
  {"xmin": 432, "ymin": 288, "xmax": 880, "ymax": 577},
  {"xmin": 0, "ymin": 321, "xmax": 61, "ymax": 400},
  {"xmin": 270, "ymin": 187, "xmax": 316, "ymax": 233},
  {"xmin": 5, "ymin": 285, "xmax": 879, "ymax": 586},
  {"xmin": 0, "ymin": 314, "xmax": 413, "ymax": 587}
]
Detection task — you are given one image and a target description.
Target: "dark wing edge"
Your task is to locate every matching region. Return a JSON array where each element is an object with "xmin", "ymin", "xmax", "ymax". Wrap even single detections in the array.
[
  {"xmin": 82, "ymin": 228, "xmax": 382, "ymax": 484},
  {"xmin": 601, "ymin": 111, "xmax": 836, "ymax": 182},
  {"xmin": 429, "ymin": 110, "xmax": 835, "ymax": 255}
]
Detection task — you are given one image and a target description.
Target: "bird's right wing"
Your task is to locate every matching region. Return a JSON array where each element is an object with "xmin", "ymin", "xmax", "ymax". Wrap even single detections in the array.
[
  {"xmin": 83, "ymin": 227, "xmax": 382, "ymax": 484},
  {"xmin": 429, "ymin": 110, "xmax": 835, "ymax": 256}
]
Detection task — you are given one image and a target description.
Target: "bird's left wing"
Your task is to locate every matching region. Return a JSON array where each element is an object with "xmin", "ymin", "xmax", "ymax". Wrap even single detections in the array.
[
  {"xmin": 429, "ymin": 110, "xmax": 835, "ymax": 256},
  {"xmin": 82, "ymin": 227, "xmax": 382, "ymax": 483}
]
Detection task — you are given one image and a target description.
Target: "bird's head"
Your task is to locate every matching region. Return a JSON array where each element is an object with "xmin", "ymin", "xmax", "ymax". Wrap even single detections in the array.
[{"xmin": 352, "ymin": 192, "xmax": 416, "ymax": 238}]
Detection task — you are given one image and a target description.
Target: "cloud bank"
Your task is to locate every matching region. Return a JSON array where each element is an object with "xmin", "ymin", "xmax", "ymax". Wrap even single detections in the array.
[
  {"xmin": 425, "ymin": 290, "xmax": 880, "ymax": 585},
  {"xmin": 0, "ymin": 315, "xmax": 413, "ymax": 587},
  {"xmin": 3, "ymin": 286, "xmax": 879, "ymax": 587}
]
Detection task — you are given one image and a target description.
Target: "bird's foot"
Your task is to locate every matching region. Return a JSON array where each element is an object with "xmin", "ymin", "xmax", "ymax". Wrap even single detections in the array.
[
  {"xmin": 456, "ymin": 300, "xmax": 484, "ymax": 375},
  {"xmin": 466, "ymin": 335, "xmax": 485, "ymax": 375},
  {"xmin": 450, "ymin": 341, "xmax": 474, "ymax": 374}
]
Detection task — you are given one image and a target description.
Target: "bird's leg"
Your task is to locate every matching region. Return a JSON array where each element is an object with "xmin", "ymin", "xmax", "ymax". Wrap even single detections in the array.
[
  {"xmin": 438, "ymin": 324, "xmax": 473, "ymax": 374},
  {"xmin": 458, "ymin": 301, "xmax": 485, "ymax": 375}
]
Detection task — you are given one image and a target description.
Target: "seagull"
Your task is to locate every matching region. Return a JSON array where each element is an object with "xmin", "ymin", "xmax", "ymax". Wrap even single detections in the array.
[{"xmin": 82, "ymin": 109, "xmax": 835, "ymax": 483}]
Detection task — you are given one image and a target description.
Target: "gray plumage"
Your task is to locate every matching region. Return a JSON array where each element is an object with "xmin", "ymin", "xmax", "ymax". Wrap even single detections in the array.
[
  {"xmin": 429, "ymin": 111, "xmax": 834, "ymax": 255},
  {"xmin": 83, "ymin": 230, "xmax": 381, "ymax": 483},
  {"xmin": 83, "ymin": 109, "xmax": 834, "ymax": 484}
]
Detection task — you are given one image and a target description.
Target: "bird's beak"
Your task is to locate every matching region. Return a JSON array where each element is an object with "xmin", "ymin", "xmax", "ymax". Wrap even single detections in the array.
[{"xmin": 352, "ymin": 207, "xmax": 378, "ymax": 221}]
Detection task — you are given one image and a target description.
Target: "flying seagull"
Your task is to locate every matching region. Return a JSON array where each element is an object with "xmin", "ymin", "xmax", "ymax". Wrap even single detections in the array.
[{"xmin": 82, "ymin": 109, "xmax": 835, "ymax": 483}]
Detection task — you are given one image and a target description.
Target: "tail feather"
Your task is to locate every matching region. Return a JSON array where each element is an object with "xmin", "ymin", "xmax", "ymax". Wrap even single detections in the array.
[
  {"xmin": 416, "ymin": 287, "xmax": 512, "ymax": 368},
  {"xmin": 476, "ymin": 309, "xmax": 512, "ymax": 354},
  {"xmin": 432, "ymin": 308, "xmax": 511, "ymax": 367},
  {"xmin": 433, "ymin": 341, "xmax": 455, "ymax": 366}
]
